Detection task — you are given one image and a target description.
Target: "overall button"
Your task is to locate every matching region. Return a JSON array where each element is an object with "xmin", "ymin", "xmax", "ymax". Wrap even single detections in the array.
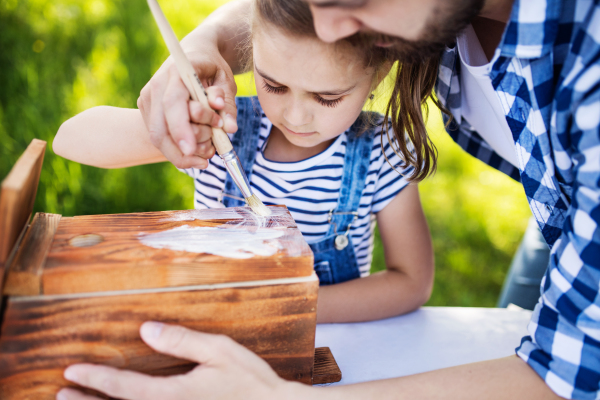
[{"xmin": 335, "ymin": 235, "xmax": 349, "ymax": 250}]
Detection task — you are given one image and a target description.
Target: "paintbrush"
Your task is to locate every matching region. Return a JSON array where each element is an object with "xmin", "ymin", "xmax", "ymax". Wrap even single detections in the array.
[{"xmin": 146, "ymin": 0, "xmax": 271, "ymax": 217}]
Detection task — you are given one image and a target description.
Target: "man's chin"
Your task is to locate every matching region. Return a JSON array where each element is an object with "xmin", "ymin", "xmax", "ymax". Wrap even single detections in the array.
[{"xmin": 350, "ymin": 32, "xmax": 447, "ymax": 62}]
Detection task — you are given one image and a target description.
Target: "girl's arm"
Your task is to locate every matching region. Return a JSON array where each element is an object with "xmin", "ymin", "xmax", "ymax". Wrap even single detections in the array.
[
  {"xmin": 53, "ymin": 107, "xmax": 167, "ymax": 169},
  {"xmin": 316, "ymin": 184, "xmax": 434, "ymax": 323}
]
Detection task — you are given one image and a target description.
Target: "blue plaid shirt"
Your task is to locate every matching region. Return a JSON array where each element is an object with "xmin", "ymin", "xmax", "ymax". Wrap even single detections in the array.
[{"xmin": 435, "ymin": 0, "xmax": 600, "ymax": 398}]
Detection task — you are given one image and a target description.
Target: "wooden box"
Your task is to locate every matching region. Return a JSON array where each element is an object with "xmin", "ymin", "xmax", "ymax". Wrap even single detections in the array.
[{"xmin": 0, "ymin": 140, "xmax": 340, "ymax": 399}]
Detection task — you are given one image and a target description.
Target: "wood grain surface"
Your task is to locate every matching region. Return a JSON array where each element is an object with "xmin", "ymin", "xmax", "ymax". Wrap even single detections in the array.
[
  {"xmin": 39, "ymin": 206, "xmax": 313, "ymax": 295},
  {"xmin": 313, "ymin": 347, "xmax": 342, "ymax": 384},
  {"xmin": 0, "ymin": 139, "xmax": 46, "ymax": 307},
  {"xmin": 4, "ymin": 213, "xmax": 61, "ymax": 296},
  {"xmin": 0, "ymin": 278, "xmax": 318, "ymax": 399}
]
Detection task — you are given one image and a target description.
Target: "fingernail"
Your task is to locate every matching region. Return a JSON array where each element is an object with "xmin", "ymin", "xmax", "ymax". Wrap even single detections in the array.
[
  {"xmin": 141, "ymin": 321, "xmax": 164, "ymax": 340},
  {"xmin": 216, "ymin": 117, "xmax": 224, "ymax": 128},
  {"xmin": 64, "ymin": 367, "xmax": 79, "ymax": 383},
  {"xmin": 179, "ymin": 140, "xmax": 194, "ymax": 156},
  {"xmin": 214, "ymin": 97, "xmax": 224, "ymax": 108},
  {"xmin": 56, "ymin": 390, "xmax": 69, "ymax": 400},
  {"xmin": 225, "ymin": 114, "xmax": 237, "ymax": 128}
]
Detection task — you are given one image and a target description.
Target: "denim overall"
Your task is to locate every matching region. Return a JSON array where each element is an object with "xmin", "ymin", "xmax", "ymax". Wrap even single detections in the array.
[{"xmin": 221, "ymin": 97, "xmax": 375, "ymax": 285}]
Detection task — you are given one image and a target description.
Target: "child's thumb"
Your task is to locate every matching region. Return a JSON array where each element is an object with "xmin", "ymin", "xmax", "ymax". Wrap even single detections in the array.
[{"xmin": 206, "ymin": 85, "xmax": 238, "ymax": 134}]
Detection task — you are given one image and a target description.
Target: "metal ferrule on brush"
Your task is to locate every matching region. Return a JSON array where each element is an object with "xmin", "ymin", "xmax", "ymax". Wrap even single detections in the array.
[{"xmin": 220, "ymin": 150, "xmax": 253, "ymax": 199}]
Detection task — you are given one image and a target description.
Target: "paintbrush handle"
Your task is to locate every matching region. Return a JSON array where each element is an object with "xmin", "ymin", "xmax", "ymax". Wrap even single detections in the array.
[{"xmin": 146, "ymin": 0, "xmax": 233, "ymax": 154}]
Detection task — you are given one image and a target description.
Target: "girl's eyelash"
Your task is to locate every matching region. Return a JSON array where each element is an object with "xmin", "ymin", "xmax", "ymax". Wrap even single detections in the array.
[
  {"xmin": 262, "ymin": 81, "xmax": 286, "ymax": 94},
  {"xmin": 262, "ymin": 80, "xmax": 343, "ymax": 108},
  {"xmin": 315, "ymin": 96, "xmax": 343, "ymax": 108}
]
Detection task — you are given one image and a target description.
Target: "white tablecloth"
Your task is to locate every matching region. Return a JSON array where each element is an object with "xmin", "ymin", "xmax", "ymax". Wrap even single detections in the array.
[{"xmin": 314, "ymin": 306, "xmax": 532, "ymax": 385}]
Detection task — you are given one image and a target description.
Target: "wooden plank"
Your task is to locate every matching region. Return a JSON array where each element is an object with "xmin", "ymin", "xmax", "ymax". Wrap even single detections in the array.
[
  {"xmin": 4, "ymin": 213, "xmax": 61, "ymax": 296},
  {"xmin": 42, "ymin": 206, "xmax": 314, "ymax": 294},
  {"xmin": 0, "ymin": 278, "xmax": 318, "ymax": 399},
  {"xmin": 0, "ymin": 139, "xmax": 46, "ymax": 310},
  {"xmin": 312, "ymin": 347, "xmax": 342, "ymax": 384},
  {"xmin": 0, "ymin": 139, "xmax": 46, "ymax": 266}
]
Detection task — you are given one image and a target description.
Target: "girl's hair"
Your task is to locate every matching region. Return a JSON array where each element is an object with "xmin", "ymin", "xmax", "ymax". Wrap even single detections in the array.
[{"xmin": 249, "ymin": 0, "xmax": 449, "ymax": 182}]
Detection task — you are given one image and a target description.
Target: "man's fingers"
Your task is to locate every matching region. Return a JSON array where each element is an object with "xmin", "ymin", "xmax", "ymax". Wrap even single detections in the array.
[
  {"xmin": 140, "ymin": 322, "xmax": 240, "ymax": 365},
  {"xmin": 190, "ymin": 122, "xmax": 214, "ymax": 142},
  {"xmin": 189, "ymin": 123, "xmax": 215, "ymax": 159},
  {"xmin": 180, "ymin": 154, "xmax": 209, "ymax": 169},
  {"xmin": 138, "ymin": 74, "xmax": 158, "ymax": 131},
  {"xmin": 63, "ymin": 364, "xmax": 171, "ymax": 400},
  {"xmin": 146, "ymin": 83, "xmax": 167, "ymax": 140},
  {"xmin": 189, "ymin": 101, "xmax": 222, "ymax": 128},
  {"xmin": 137, "ymin": 93, "xmax": 148, "ymax": 124},
  {"xmin": 189, "ymin": 157, "xmax": 209, "ymax": 169},
  {"xmin": 56, "ymin": 387, "xmax": 102, "ymax": 400},
  {"xmin": 158, "ymin": 135, "xmax": 208, "ymax": 169},
  {"xmin": 163, "ymin": 66, "xmax": 197, "ymax": 156},
  {"xmin": 194, "ymin": 139, "xmax": 216, "ymax": 160}
]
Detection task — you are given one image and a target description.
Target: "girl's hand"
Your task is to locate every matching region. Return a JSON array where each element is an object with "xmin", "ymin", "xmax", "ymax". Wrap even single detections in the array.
[
  {"xmin": 136, "ymin": 0, "xmax": 252, "ymax": 170},
  {"xmin": 137, "ymin": 49, "xmax": 239, "ymax": 170},
  {"xmin": 57, "ymin": 322, "xmax": 303, "ymax": 400}
]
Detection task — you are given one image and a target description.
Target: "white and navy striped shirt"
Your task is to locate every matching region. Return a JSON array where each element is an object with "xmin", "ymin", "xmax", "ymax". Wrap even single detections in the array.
[{"xmin": 182, "ymin": 113, "xmax": 411, "ymax": 276}]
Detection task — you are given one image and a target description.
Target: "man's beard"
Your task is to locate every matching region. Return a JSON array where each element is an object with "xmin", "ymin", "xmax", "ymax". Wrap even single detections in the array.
[{"xmin": 352, "ymin": 0, "xmax": 485, "ymax": 63}]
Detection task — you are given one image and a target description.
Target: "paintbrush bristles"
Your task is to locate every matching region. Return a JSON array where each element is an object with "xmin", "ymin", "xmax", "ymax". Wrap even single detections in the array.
[{"xmin": 247, "ymin": 195, "xmax": 272, "ymax": 217}]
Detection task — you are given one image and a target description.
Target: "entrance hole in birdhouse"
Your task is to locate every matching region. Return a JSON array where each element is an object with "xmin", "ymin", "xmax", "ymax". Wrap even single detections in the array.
[{"xmin": 69, "ymin": 234, "xmax": 104, "ymax": 247}]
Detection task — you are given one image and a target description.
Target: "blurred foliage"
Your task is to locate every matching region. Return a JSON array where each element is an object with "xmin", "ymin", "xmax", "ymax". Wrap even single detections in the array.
[{"xmin": 1, "ymin": 0, "xmax": 531, "ymax": 307}]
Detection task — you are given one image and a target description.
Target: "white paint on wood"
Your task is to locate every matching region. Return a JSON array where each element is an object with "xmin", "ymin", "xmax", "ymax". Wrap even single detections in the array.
[
  {"xmin": 138, "ymin": 225, "xmax": 284, "ymax": 259},
  {"xmin": 161, "ymin": 206, "xmax": 295, "ymax": 230}
]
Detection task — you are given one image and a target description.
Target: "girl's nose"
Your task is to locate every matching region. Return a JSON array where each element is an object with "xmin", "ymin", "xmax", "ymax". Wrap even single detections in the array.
[
  {"xmin": 283, "ymin": 101, "xmax": 311, "ymax": 128},
  {"xmin": 310, "ymin": 7, "xmax": 362, "ymax": 43}
]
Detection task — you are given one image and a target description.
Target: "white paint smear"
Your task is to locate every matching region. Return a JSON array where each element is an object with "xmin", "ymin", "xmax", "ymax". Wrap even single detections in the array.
[
  {"xmin": 139, "ymin": 225, "xmax": 284, "ymax": 259},
  {"xmin": 162, "ymin": 206, "xmax": 295, "ymax": 230},
  {"xmin": 163, "ymin": 208, "xmax": 243, "ymax": 222}
]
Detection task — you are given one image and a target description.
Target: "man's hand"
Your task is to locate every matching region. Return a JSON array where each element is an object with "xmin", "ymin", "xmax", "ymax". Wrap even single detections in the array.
[
  {"xmin": 137, "ymin": 49, "xmax": 239, "ymax": 170},
  {"xmin": 56, "ymin": 322, "xmax": 301, "ymax": 400}
]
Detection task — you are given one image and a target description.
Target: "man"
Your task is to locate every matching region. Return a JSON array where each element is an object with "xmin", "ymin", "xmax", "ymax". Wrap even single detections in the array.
[{"xmin": 57, "ymin": 0, "xmax": 599, "ymax": 399}]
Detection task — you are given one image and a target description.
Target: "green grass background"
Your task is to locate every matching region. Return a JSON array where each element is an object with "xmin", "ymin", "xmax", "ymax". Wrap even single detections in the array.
[{"xmin": 0, "ymin": 0, "xmax": 532, "ymax": 307}]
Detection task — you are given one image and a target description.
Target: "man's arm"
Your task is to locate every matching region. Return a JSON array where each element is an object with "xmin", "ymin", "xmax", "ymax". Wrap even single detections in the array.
[
  {"xmin": 57, "ymin": 323, "xmax": 562, "ymax": 400},
  {"xmin": 322, "ymin": 356, "xmax": 561, "ymax": 400},
  {"xmin": 513, "ymin": 66, "xmax": 600, "ymax": 399},
  {"xmin": 179, "ymin": 0, "xmax": 251, "ymax": 75}
]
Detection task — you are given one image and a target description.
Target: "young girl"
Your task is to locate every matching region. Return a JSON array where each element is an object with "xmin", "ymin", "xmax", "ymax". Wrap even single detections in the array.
[{"xmin": 53, "ymin": 0, "xmax": 434, "ymax": 323}]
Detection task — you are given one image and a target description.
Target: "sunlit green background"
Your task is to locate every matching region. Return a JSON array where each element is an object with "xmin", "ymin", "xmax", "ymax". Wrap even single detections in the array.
[{"xmin": 0, "ymin": 0, "xmax": 532, "ymax": 307}]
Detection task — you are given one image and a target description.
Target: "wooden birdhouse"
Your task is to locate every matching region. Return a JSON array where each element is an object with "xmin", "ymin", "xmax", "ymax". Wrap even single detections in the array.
[{"xmin": 0, "ymin": 140, "xmax": 340, "ymax": 399}]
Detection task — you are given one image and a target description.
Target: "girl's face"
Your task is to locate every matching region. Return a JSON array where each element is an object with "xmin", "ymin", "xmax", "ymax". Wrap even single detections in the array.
[{"xmin": 253, "ymin": 25, "xmax": 376, "ymax": 150}]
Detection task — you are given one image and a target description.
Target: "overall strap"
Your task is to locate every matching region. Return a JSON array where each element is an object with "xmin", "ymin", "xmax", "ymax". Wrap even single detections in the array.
[
  {"xmin": 222, "ymin": 97, "xmax": 263, "ymax": 207},
  {"xmin": 326, "ymin": 115, "xmax": 376, "ymax": 238}
]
